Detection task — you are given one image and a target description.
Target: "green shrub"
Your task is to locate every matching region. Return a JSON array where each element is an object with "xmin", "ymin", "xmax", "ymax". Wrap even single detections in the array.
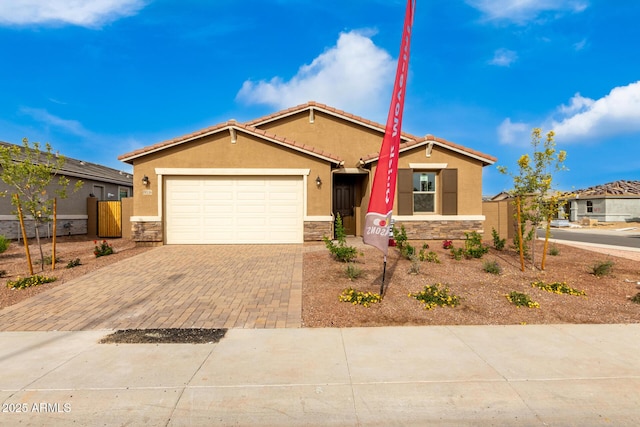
[
  {"xmin": 345, "ymin": 263, "xmax": 362, "ymax": 280},
  {"xmin": 66, "ymin": 258, "xmax": 82, "ymax": 269},
  {"xmin": 450, "ymin": 247, "xmax": 464, "ymax": 261},
  {"xmin": 506, "ymin": 291, "xmax": 539, "ymax": 308},
  {"xmin": 549, "ymin": 246, "xmax": 560, "ymax": 256},
  {"xmin": 417, "ymin": 243, "xmax": 432, "ymax": 261},
  {"xmin": 339, "ymin": 288, "xmax": 381, "ymax": 307},
  {"xmin": 424, "ymin": 251, "xmax": 440, "ymax": 263},
  {"xmin": 393, "ymin": 225, "xmax": 417, "ymax": 261},
  {"xmin": 93, "ymin": 240, "xmax": 114, "ymax": 257},
  {"xmin": 463, "ymin": 231, "xmax": 489, "ymax": 259},
  {"xmin": 630, "ymin": 293, "xmax": 640, "ymax": 304},
  {"xmin": 400, "ymin": 243, "xmax": 416, "ymax": 260},
  {"xmin": 0, "ymin": 235, "xmax": 9, "ymax": 254},
  {"xmin": 491, "ymin": 228, "xmax": 506, "ymax": 251},
  {"xmin": 392, "ymin": 224, "xmax": 408, "ymax": 250},
  {"xmin": 482, "ymin": 260, "xmax": 501, "ymax": 275},
  {"xmin": 590, "ymin": 260, "xmax": 614, "ymax": 277},
  {"xmin": 410, "ymin": 284, "xmax": 460, "ymax": 310},
  {"xmin": 531, "ymin": 280, "xmax": 585, "ymax": 296},
  {"xmin": 42, "ymin": 254, "xmax": 62, "ymax": 265},
  {"xmin": 323, "ymin": 214, "xmax": 359, "ymax": 263},
  {"xmin": 7, "ymin": 275, "xmax": 56, "ymax": 289}
]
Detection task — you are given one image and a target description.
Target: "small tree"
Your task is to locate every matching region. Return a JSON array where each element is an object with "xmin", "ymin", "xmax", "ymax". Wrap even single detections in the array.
[
  {"xmin": 0, "ymin": 138, "xmax": 82, "ymax": 271},
  {"xmin": 498, "ymin": 128, "xmax": 566, "ymax": 269}
]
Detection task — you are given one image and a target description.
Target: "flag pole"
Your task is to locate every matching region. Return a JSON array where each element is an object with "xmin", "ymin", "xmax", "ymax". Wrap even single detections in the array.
[
  {"xmin": 362, "ymin": 0, "xmax": 415, "ymax": 297},
  {"xmin": 380, "ymin": 256, "xmax": 387, "ymax": 296}
]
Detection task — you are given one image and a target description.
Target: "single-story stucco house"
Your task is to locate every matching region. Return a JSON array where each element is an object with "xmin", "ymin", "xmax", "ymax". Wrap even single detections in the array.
[
  {"xmin": 118, "ymin": 102, "xmax": 497, "ymax": 245},
  {"xmin": 0, "ymin": 141, "xmax": 133, "ymax": 239},
  {"xmin": 560, "ymin": 180, "xmax": 640, "ymax": 223}
]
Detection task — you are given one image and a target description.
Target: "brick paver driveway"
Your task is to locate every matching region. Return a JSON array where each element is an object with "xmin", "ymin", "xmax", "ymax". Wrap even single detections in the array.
[{"xmin": 0, "ymin": 245, "xmax": 302, "ymax": 331}]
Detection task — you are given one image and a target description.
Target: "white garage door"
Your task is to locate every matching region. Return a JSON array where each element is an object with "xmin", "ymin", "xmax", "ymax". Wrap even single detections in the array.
[{"xmin": 165, "ymin": 176, "xmax": 304, "ymax": 244}]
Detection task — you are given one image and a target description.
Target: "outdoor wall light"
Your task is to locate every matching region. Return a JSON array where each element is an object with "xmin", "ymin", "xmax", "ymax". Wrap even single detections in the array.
[
  {"xmin": 315, "ymin": 175, "xmax": 322, "ymax": 187},
  {"xmin": 142, "ymin": 175, "xmax": 150, "ymax": 186}
]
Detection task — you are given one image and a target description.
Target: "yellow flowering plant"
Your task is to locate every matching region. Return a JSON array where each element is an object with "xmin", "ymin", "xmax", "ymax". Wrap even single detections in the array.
[
  {"xmin": 531, "ymin": 280, "xmax": 586, "ymax": 296},
  {"xmin": 410, "ymin": 283, "xmax": 460, "ymax": 310},
  {"xmin": 339, "ymin": 288, "xmax": 381, "ymax": 307},
  {"xmin": 506, "ymin": 291, "xmax": 540, "ymax": 308}
]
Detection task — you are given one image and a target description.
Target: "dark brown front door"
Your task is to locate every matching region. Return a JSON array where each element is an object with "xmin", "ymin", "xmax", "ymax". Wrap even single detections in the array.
[{"xmin": 333, "ymin": 175, "xmax": 356, "ymax": 236}]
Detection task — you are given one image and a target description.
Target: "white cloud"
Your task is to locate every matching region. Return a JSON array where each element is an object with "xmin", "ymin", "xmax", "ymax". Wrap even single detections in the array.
[
  {"xmin": 573, "ymin": 38, "xmax": 588, "ymax": 51},
  {"xmin": 489, "ymin": 48, "xmax": 518, "ymax": 66},
  {"xmin": 236, "ymin": 30, "xmax": 395, "ymax": 121},
  {"xmin": 0, "ymin": 0, "xmax": 146, "ymax": 28},
  {"xmin": 466, "ymin": 0, "xmax": 588, "ymax": 25},
  {"xmin": 557, "ymin": 93, "xmax": 594, "ymax": 115},
  {"xmin": 19, "ymin": 107, "xmax": 91, "ymax": 137},
  {"xmin": 498, "ymin": 118, "xmax": 530, "ymax": 144},
  {"xmin": 551, "ymin": 81, "xmax": 640, "ymax": 141}
]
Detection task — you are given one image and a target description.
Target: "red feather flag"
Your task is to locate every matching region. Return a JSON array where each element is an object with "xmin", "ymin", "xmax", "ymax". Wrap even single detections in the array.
[{"xmin": 363, "ymin": 0, "xmax": 416, "ymax": 263}]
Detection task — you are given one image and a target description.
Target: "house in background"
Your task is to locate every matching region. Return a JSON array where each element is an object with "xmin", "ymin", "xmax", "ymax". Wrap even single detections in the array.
[
  {"xmin": 118, "ymin": 101, "xmax": 496, "ymax": 245},
  {"xmin": 0, "ymin": 141, "xmax": 133, "ymax": 239},
  {"xmin": 561, "ymin": 180, "xmax": 640, "ymax": 223}
]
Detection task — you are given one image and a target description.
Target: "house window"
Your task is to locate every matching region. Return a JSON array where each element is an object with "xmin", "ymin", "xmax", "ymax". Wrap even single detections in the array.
[
  {"xmin": 586, "ymin": 200, "xmax": 593, "ymax": 213},
  {"xmin": 119, "ymin": 187, "xmax": 130, "ymax": 200},
  {"xmin": 413, "ymin": 172, "xmax": 436, "ymax": 213}
]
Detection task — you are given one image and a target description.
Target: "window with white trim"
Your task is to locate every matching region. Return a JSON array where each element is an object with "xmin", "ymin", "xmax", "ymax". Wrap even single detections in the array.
[
  {"xmin": 413, "ymin": 172, "xmax": 436, "ymax": 213},
  {"xmin": 586, "ymin": 200, "xmax": 593, "ymax": 213}
]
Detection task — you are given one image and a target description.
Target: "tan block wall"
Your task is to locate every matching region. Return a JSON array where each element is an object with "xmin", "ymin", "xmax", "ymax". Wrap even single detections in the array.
[
  {"xmin": 121, "ymin": 197, "xmax": 133, "ymax": 239},
  {"xmin": 482, "ymin": 200, "xmax": 514, "ymax": 241}
]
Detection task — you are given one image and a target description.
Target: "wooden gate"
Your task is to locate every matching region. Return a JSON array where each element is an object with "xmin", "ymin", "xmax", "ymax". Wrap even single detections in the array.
[{"xmin": 98, "ymin": 201, "xmax": 122, "ymax": 238}]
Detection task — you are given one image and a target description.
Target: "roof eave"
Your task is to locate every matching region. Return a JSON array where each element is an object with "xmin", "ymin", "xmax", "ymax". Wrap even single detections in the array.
[{"xmin": 118, "ymin": 124, "xmax": 343, "ymax": 165}]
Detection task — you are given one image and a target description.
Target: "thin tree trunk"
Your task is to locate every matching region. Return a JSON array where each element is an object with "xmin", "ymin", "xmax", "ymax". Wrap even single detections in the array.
[
  {"xmin": 14, "ymin": 194, "xmax": 33, "ymax": 276},
  {"xmin": 516, "ymin": 196, "xmax": 525, "ymax": 272},
  {"xmin": 541, "ymin": 212, "xmax": 552, "ymax": 271},
  {"xmin": 52, "ymin": 198, "xmax": 57, "ymax": 270},
  {"xmin": 35, "ymin": 221, "xmax": 44, "ymax": 272}
]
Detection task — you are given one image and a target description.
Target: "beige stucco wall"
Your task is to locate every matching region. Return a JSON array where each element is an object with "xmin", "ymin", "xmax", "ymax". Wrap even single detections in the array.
[
  {"xmin": 366, "ymin": 144, "xmax": 485, "ymax": 217},
  {"xmin": 130, "ymin": 131, "xmax": 333, "ymax": 218},
  {"xmin": 258, "ymin": 111, "xmax": 387, "ymax": 167}
]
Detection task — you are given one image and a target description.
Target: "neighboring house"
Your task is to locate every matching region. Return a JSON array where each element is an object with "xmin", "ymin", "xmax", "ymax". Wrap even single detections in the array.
[
  {"xmin": 118, "ymin": 101, "xmax": 496, "ymax": 245},
  {"xmin": 560, "ymin": 180, "xmax": 640, "ymax": 223},
  {"xmin": 0, "ymin": 141, "xmax": 133, "ymax": 239}
]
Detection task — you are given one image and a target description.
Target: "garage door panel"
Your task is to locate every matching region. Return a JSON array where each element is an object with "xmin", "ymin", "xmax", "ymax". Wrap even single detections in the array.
[
  {"xmin": 166, "ymin": 176, "xmax": 303, "ymax": 244},
  {"xmin": 204, "ymin": 205, "xmax": 234, "ymax": 214},
  {"xmin": 205, "ymin": 192, "xmax": 233, "ymax": 201}
]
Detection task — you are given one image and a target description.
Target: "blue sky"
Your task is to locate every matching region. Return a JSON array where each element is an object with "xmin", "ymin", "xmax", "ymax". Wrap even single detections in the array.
[{"xmin": 1, "ymin": 0, "xmax": 639, "ymax": 196}]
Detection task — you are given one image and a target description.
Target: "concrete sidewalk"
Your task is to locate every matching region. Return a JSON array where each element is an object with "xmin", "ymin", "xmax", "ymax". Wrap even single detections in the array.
[{"xmin": 1, "ymin": 324, "xmax": 639, "ymax": 426}]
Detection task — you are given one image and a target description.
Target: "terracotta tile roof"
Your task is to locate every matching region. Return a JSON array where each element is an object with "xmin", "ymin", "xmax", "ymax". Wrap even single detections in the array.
[
  {"xmin": 118, "ymin": 120, "xmax": 342, "ymax": 164},
  {"xmin": 118, "ymin": 101, "xmax": 495, "ymax": 166},
  {"xmin": 564, "ymin": 180, "xmax": 640, "ymax": 197},
  {"xmin": 361, "ymin": 134, "xmax": 497, "ymax": 166}
]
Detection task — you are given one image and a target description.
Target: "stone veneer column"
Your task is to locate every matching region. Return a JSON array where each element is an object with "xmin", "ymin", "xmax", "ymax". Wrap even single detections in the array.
[
  {"xmin": 304, "ymin": 221, "xmax": 333, "ymax": 241},
  {"xmin": 132, "ymin": 221, "xmax": 163, "ymax": 246}
]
